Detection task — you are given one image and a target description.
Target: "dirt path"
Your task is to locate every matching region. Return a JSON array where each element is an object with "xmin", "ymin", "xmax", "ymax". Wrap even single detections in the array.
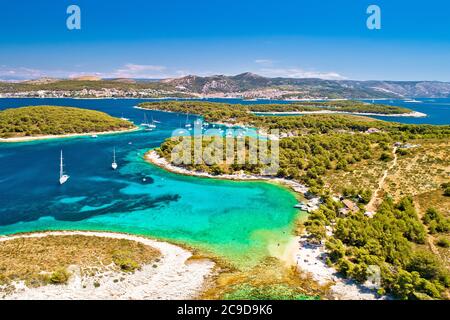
[{"xmin": 366, "ymin": 147, "xmax": 398, "ymax": 213}]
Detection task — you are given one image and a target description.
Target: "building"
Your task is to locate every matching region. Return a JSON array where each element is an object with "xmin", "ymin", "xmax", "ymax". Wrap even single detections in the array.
[{"xmin": 342, "ymin": 199, "xmax": 359, "ymax": 213}]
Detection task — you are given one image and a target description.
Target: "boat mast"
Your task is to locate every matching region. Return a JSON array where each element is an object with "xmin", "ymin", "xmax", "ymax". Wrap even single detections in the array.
[
  {"xmin": 60, "ymin": 150, "xmax": 64, "ymax": 178},
  {"xmin": 113, "ymin": 147, "xmax": 116, "ymax": 163}
]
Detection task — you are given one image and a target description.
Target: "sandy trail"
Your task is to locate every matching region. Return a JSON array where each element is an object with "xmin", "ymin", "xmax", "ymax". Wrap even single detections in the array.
[
  {"xmin": 366, "ymin": 147, "xmax": 398, "ymax": 212},
  {"xmin": 0, "ymin": 231, "xmax": 215, "ymax": 300}
]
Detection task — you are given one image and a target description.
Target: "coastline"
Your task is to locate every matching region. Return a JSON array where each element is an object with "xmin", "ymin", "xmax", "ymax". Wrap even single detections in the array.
[
  {"xmin": 145, "ymin": 150, "xmax": 385, "ymax": 300},
  {"xmin": 252, "ymin": 110, "xmax": 427, "ymax": 118},
  {"xmin": 0, "ymin": 230, "xmax": 215, "ymax": 300},
  {"xmin": 289, "ymin": 235, "xmax": 383, "ymax": 300},
  {"xmin": 144, "ymin": 150, "xmax": 309, "ymax": 195},
  {"xmin": 0, "ymin": 126, "xmax": 140, "ymax": 143}
]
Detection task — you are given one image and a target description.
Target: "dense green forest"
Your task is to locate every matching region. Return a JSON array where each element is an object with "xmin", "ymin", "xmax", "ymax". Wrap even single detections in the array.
[
  {"xmin": 305, "ymin": 197, "xmax": 450, "ymax": 299},
  {"xmin": 151, "ymin": 101, "xmax": 449, "ymax": 194},
  {"xmin": 149, "ymin": 101, "xmax": 450, "ymax": 300},
  {"xmin": 0, "ymin": 106, "xmax": 134, "ymax": 138},
  {"xmin": 139, "ymin": 101, "xmax": 449, "ymax": 139},
  {"xmin": 248, "ymin": 100, "xmax": 412, "ymax": 114},
  {"xmin": 157, "ymin": 133, "xmax": 388, "ymax": 195},
  {"xmin": 139, "ymin": 100, "xmax": 412, "ymax": 118}
]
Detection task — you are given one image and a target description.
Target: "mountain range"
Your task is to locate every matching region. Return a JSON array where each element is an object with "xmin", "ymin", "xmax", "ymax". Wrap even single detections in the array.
[
  {"xmin": 161, "ymin": 72, "xmax": 450, "ymax": 98},
  {"xmin": 2, "ymin": 72, "xmax": 450, "ymax": 99}
]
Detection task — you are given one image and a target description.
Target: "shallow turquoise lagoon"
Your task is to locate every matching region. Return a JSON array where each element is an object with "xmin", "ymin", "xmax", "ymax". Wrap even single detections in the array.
[{"xmin": 0, "ymin": 98, "xmax": 300, "ymax": 267}]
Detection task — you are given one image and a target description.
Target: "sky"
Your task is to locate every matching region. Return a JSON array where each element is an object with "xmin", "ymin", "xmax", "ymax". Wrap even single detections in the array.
[{"xmin": 0, "ymin": 0, "xmax": 449, "ymax": 81}]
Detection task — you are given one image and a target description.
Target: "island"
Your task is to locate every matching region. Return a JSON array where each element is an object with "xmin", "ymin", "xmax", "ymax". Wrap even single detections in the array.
[
  {"xmin": 0, "ymin": 231, "xmax": 214, "ymax": 299},
  {"xmin": 141, "ymin": 100, "xmax": 450, "ymax": 300},
  {"xmin": 0, "ymin": 106, "xmax": 137, "ymax": 142}
]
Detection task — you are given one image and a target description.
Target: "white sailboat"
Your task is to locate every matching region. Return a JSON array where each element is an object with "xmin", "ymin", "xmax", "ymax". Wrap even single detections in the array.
[
  {"xmin": 141, "ymin": 113, "xmax": 153, "ymax": 131},
  {"xmin": 148, "ymin": 115, "xmax": 157, "ymax": 128},
  {"xmin": 185, "ymin": 113, "xmax": 191, "ymax": 128},
  {"xmin": 59, "ymin": 150, "xmax": 69, "ymax": 185},
  {"xmin": 112, "ymin": 147, "xmax": 118, "ymax": 170},
  {"xmin": 141, "ymin": 113, "xmax": 150, "ymax": 127}
]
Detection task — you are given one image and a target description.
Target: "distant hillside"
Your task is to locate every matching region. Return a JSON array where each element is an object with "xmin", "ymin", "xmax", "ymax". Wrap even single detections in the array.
[
  {"xmin": 162, "ymin": 73, "xmax": 450, "ymax": 98},
  {"xmin": 71, "ymin": 76, "xmax": 102, "ymax": 81},
  {"xmin": 0, "ymin": 106, "xmax": 135, "ymax": 138},
  {"xmin": 1, "ymin": 73, "xmax": 450, "ymax": 99}
]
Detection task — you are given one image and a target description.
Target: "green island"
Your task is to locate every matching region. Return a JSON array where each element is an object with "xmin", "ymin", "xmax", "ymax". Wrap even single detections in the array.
[
  {"xmin": 248, "ymin": 100, "xmax": 413, "ymax": 115},
  {"xmin": 0, "ymin": 106, "xmax": 135, "ymax": 139},
  {"xmin": 141, "ymin": 100, "xmax": 450, "ymax": 300},
  {"xmin": 139, "ymin": 100, "xmax": 415, "ymax": 122}
]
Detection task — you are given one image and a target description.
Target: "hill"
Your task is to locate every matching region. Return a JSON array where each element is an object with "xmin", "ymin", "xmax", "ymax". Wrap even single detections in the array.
[{"xmin": 1, "ymin": 73, "xmax": 450, "ymax": 99}]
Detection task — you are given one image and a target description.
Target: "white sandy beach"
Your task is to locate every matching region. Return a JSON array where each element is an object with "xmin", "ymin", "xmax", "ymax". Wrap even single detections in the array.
[
  {"xmin": 291, "ymin": 235, "xmax": 383, "ymax": 300},
  {"xmin": 0, "ymin": 231, "xmax": 215, "ymax": 300},
  {"xmin": 252, "ymin": 110, "xmax": 427, "ymax": 118},
  {"xmin": 146, "ymin": 150, "xmax": 385, "ymax": 300},
  {"xmin": 0, "ymin": 126, "xmax": 139, "ymax": 143},
  {"xmin": 145, "ymin": 150, "xmax": 309, "ymax": 194}
]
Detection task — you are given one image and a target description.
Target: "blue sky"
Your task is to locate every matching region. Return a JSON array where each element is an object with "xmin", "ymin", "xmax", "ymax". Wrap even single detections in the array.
[{"xmin": 0, "ymin": 0, "xmax": 449, "ymax": 81}]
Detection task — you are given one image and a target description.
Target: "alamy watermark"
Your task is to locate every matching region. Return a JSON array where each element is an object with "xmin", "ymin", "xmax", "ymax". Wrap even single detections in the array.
[
  {"xmin": 66, "ymin": 5, "xmax": 380, "ymax": 32},
  {"xmin": 66, "ymin": 5, "xmax": 81, "ymax": 30},
  {"xmin": 169, "ymin": 120, "xmax": 280, "ymax": 176},
  {"xmin": 367, "ymin": 5, "xmax": 381, "ymax": 30}
]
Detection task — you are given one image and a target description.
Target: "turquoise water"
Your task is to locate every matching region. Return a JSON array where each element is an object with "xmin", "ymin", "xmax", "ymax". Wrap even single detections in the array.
[
  {"xmin": 0, "ymin": 97, "xmax": 448, "ymax": 267},
  {"xmin": 0, "ymin": 98, "xmax": 299, "ymax": 267}
]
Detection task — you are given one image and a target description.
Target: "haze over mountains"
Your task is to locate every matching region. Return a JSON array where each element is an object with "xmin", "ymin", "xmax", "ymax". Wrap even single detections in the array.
[
  {"xmin": 1, "ymin": 72, "xmax": 450, "ymax": 99},
  {"xmin": 160, "ymin": 72, "xmax": 450, "ymax": 98}
]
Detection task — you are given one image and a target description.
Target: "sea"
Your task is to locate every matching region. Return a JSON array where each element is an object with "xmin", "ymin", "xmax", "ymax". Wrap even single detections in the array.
[{"xmin": 0, "ymin": 97, "xmax": 448, "ymax": 266}]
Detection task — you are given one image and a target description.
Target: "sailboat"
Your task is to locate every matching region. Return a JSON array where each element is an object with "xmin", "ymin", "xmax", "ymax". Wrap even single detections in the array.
[
  {"xmin": 148, "ymin": 115, "xmax": 157, "ymax": 128},
  {"xmin": 185, "ymin": 113, "xmax": 191, "ymax": 128},
  {"xmin": 141, "ymin": 113, "xmax": 153, "ymax": 131},
  {"xmin": 112, "ymin": 147, "xmax": 118, "ymax": 170},
  {"xmin": 59, "ymin": 150, "xmax": 69, "ymax": 185},
  {"xmin": 141, "ymin": 113, "xmax": 150, "ymax": 127}
]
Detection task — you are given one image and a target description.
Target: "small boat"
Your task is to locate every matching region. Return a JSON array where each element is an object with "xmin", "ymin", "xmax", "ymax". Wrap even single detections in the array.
[
  {"xmin": 185, "ymin": 113, "xmax": 191, "ymax": 128},
  {"xmin": 147, "ymin": 115, "xmax": 157, "ymax": 128},
  {"xmin": 112, "ymin": 147, "xmax": 118, "ymax": 170},
  {"xmin": 59, "ymin": 150, "xmax": 69, "ymax": 185},
  {"xmin": 141, "ymin": 113, "xmax": 151, "ymax": 127},
  {"xmin": 91, "ymin": 134, "xmax": 98, "ymax": 138}
]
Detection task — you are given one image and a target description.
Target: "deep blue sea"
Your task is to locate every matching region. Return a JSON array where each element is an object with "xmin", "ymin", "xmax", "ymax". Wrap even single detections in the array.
[{"xmin": 0, "ymin": 97, "xmax": 448, "ymax": 266}]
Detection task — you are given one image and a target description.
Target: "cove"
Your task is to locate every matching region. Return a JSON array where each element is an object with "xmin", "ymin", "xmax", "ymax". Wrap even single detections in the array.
[{"xmin": 0, "ymin": 98, "xmax": 301, "ymax": 268}]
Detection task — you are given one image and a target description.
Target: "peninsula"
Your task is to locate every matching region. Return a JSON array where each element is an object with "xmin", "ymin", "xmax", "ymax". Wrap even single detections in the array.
[{"xmin": 141, "ymin": 100, "xmax": 450, "ymax": 300}]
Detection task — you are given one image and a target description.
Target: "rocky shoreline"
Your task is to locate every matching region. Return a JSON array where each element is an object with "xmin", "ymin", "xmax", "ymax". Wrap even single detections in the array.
[
  {"xmin": 0, "ymin": 231, "xmax": 215, "ymax": 300},
  {"xmin": 145, "ymin": 150, "xmax": 385, "ymax": 300},
  {"xmin": 0, "ymin": 126, "xmax": 140, "ymax": 143}
]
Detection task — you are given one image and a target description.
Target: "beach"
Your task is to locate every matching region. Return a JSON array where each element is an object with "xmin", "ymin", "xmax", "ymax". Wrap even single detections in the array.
[
  {"xmin": 145, "ymin": 150, "xmax": 309, "ymax": 194},
  {"xmin": 146, "ymin": 150, "xmax": 386, "ymax": 300},
  {"xmin": 0, "ymin": 126, "xmax": 139, "ymax": 143},
  {"xmin": 291, "ymin": 235, "xmax": 383, "ymax": 300},
  {"xmin": 252, "ymin": 110, "xmax": 427, "ymax": 118},
  {"xmin": 0, "ymin": 231, "xmax": 215, "ymax": 300}
]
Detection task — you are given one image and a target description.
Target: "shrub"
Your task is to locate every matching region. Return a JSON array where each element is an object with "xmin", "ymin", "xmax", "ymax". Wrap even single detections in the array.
[
  {"xmin": 380, "ymin": 152, "xmax": 393, "ymax": 162},
  {"xmin": 49, "ymin": 268, "xmax": 70, "ymax": 284},
  {"xmin": 436, "ymin": 238, "xmax": 450, "ymax": 248}
]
